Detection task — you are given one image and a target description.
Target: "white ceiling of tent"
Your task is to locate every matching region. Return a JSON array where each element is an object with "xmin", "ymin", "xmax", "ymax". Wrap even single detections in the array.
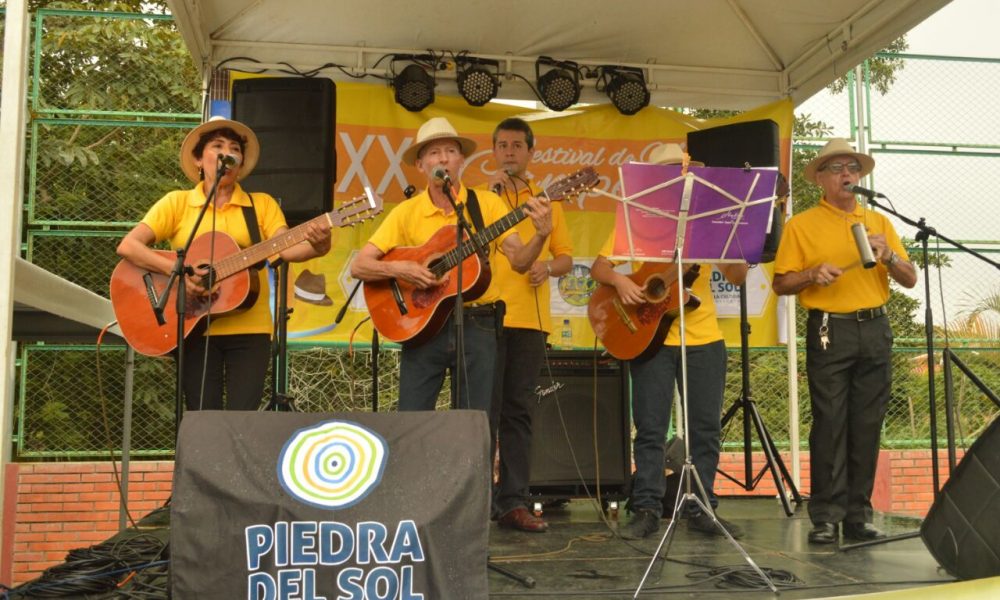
[{"xmin": 167, "ymin": 0, "xmax": 951, "ymax": 110}]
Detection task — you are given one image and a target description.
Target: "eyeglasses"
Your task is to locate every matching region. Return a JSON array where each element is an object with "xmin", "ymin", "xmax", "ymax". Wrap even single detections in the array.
[{"xmin": 821, "ymin": 161, "xmax": 862, "ymax": 174}]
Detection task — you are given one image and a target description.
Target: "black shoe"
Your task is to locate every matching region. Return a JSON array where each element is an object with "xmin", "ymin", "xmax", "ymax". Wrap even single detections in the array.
[
  {"xmin": 843, "ymin": 522, "xmax": 885, "ymax": 541},
  {"xmin": 808, "ymin": 522, "xmax": 838, "ymax": 544},
  {"xmin": 620, "ymin": 508, "xmax": 660, "ymax": 540},
  {"xmin": 688, "ymin": 511, "xmax": 745, "ymax": 539}
]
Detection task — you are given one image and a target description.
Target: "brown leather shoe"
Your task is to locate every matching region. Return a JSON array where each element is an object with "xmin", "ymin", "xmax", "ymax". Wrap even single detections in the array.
[{"xmin": 497, "ymin": 507, "xmax": 549, "ymax": 533}]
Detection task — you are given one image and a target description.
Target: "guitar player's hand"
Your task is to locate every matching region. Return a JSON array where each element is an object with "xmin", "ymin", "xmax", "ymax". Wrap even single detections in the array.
[
  {"xmin": 394, "ymin": 261, "xmax": 438, "ymax": 289},
  {"xmin": 613, "ymin": 274, "xmax": 645, "ymax": 305},
  {"xmin": 522, "ymin": 196, "xmax": 553, "ymax": 237},
  {"xmin": 185, "ymin": 265, "xmax": 211, "ymax": 297}
]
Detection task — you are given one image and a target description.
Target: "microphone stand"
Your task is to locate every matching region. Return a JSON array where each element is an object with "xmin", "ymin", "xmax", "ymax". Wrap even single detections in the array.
[
  {"xmin": 842, "ymin": 194, "xmax": 1000, "ymax": 551},
  {"xmin": 153, "ymin": 160, "xmax": 229, "ymax": 438},
  {"xmin": 264, "ymin": 259, "xmax": 296, "ymax": 411},
  {"xmin": 440, "ymin": 177, "xmax": 471, "ymax": 410}
]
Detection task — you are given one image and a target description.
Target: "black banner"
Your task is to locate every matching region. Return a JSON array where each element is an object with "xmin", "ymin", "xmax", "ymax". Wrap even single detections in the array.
[{"xmin": 171, "ymin": 410, "xmax": 490, "ymax": 599}]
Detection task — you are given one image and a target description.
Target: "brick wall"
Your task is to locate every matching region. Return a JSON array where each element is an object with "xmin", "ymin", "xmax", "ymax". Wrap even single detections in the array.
[
  {"xmin": 2, "ymin": 461, "xmax": 174, "ymax": 587},
  {"xmin": 0, "ymin": 451, "xmax": 964, "ymax": 586}
]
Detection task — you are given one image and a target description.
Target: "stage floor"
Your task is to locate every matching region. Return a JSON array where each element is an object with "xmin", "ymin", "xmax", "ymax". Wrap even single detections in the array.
[
  {"xmin": 487, "ymin": 496, "xmax": 967, "ymax": 599},
  {"xmin": 15, "ymin": 497, "xmax": 1000, "ymax": 599}
]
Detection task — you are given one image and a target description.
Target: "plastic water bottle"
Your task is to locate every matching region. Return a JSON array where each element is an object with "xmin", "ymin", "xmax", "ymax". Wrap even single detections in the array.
[{"xmin": 559, "ymin": 319, "xmax": 573, "ymax": 350}]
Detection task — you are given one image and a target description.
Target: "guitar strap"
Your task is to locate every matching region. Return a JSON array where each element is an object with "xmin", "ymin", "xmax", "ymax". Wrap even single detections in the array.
[
  {"xmin": 464, "ymin": 189, "xmax": 490, "ymax": 263},
  {"xmin": 242, "ymin": 194, "xmax": 262, "ymax": 246}
]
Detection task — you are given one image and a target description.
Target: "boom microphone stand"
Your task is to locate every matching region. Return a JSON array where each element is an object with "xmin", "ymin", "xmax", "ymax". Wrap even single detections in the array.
[
  {"xmin": 843, "ymin": 191, "xmax": 1000, "ymax": 550},
  {"xmin": 717, "ymin": 282, "xmax": 803, "ymax": 515},
  {"xmin": 152, "ymin": 157, "xmax": 230, "ymax": 437}
]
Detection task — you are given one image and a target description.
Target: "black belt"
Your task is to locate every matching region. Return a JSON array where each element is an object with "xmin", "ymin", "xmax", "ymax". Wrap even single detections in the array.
[
  {"xmin": 811, "ymin": 306, "xmax": 887, "ymax": 322},
  {"xmin": 464, "ymin": 303, "xmax": 497, "ymax": 316}
]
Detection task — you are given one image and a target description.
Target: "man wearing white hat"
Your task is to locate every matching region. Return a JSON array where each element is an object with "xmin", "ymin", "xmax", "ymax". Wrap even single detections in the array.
[
  {"xmin": 116, "ymin": 117, "xmax": 332, "ymax": 411},
  {"xmin": 351, "ymin": 117, "xmax": 553, "ymax": 413},
  {"xmin": 590, "ymin": 143, "xmax": 749, "ymax": 540},
  {"xmin": 773, "ymin": 138, "xmax": 916, "ymax": 544}
]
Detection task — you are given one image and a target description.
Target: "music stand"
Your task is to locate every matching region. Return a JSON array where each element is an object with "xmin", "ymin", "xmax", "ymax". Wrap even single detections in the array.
[{"xmin": 609, "ymin": 161, "xmax": 779, "ymax": 596}]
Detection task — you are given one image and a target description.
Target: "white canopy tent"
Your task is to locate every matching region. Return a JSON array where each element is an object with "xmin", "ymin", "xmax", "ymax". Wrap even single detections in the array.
[
  {"xmin": 167, "ymin": 0, "xmax": 951, "ymax": 110},
  {"xmin": 0, "ymin": 0, "xmax": 953, "ymax": 540}
]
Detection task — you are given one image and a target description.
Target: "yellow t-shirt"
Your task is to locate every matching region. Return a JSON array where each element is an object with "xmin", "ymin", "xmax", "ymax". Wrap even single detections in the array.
[
  {"xmin": 141, "ymin": 182, "xmax": 288, "ymax": 336},
  {"xmin": 473, "ymin": 180, "xmax": 574, "ymax": 333},
  {"xmin": 598, "ymin": 233, "xmax": 722, "ymax": 346},
  {"xmin": 367, "ymin": 185, "xmax": 514, "ymax": 306},
  {"xmin": 773, "ymin": 198, "xmax": 907, "ymax": 312}
]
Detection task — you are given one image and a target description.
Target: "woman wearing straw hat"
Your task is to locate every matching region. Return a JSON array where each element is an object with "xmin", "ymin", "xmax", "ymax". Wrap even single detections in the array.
[
  {"xmin": 590, "ymin": 143, "xmax": 749, "ymax": 541},
  {"xmin": 116, "ymin": 117, "xmax": 332, "ymax": 411},
  {"xmin": 773, "ymin": 138, "xmax": 916, "ymax": 545},
  {"xmin": 351, "ymin": 116, "xmax": 552, "ymax": 414}
]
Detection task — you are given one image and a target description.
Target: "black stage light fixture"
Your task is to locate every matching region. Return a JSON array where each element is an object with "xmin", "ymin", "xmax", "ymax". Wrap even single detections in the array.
[
  {"xmin": 392, "ymin": 56, "xmax": 435, "ymax": 112},
  {"xmin": 535, "ymin": 56, "xmax": 581, "ymax": 112},
  {"xmin": 456, "ymin": 57, "xmax": 501, "ymax": 107},
  {"xmin": 600, "ymin": 66, "xmax": 650, "ymax": 115}
]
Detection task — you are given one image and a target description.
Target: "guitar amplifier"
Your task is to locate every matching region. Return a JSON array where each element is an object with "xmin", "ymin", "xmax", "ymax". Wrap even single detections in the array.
[{"xmin": 528, "ymin": 350, "xmax": 631, "ymax": 500}]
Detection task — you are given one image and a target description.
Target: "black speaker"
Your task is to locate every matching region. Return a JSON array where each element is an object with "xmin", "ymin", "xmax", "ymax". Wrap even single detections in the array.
[
  {"xmin": 921, "ymin": 416, "xmax": 1000, "ymax": 580},
  {"xmin": 528, "ymin": 351, "xmax": 631, "ymax": 498},
  {"xmin": 231, "ymin": 77, "xmax": 336, "ymax": 226},
  {"xmin": 687, "ymin": 119, "xmax": 785, "ymax": 262}
]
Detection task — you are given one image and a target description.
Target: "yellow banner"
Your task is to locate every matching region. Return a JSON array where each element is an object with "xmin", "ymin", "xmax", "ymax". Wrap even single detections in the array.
[{"xmin": 259, "ymin": 81, "xmax": 792, "ymax": 348}]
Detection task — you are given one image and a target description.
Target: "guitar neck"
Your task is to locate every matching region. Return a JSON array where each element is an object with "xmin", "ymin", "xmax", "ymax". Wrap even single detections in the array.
[
  {"xmin": 429, "ymin": 205, "xmax": 528, "ymax": 278},
  {"xmin": 213, "ymin": 213, "xmax": 330, "ymax": 281}
]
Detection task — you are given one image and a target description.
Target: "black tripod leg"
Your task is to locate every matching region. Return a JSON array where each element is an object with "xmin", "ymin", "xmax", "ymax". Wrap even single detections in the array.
[{"xmin": 747, "ymin": 398, "xmax": 803, "ymax": 514}]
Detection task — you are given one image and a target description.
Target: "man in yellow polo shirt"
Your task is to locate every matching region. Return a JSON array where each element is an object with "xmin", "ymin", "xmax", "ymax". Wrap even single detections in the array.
[
  {"xmin": 773, "ymin": 138, "xmax": 917, "ymax": 545},
  {"xmin": 478, "ymin": 118, "xmax": 574, "ymax": 532},
  {"xmin": 590, "ymin": 144, "xmax": 749, "ymax": 541},
  {"xmin": 351, "ymin": 117, "xmax": 553, "ymax": 413}
]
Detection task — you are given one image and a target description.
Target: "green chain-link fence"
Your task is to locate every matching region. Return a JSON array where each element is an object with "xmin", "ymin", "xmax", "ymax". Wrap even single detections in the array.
[{"xmin": 9, "ymin": 9, "xmax": 1000, "ymax": 458}]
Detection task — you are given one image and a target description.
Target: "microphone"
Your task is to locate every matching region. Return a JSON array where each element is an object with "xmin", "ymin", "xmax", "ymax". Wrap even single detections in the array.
[
  {"xmin": 491, "ymin": 169, "xmax": 511, "ymax": 194},
  {"xmin": 219, "ymin": 154, "xmax": 241, "ymax": 168},
  {"xmin": 851, "ymin": 222, "xmax": 877, "ymax": 269},
  {"xmin": 845, "ymin": 183, "xmax": 885, "ymax": 199},
  {"xmin": 431, "ymin": 167, "xmax": 453, "ymax": 187}
]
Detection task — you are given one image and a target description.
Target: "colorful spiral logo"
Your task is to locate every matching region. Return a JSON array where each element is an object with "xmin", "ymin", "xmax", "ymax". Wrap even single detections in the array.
[{"xmin": 277, "ymin": 420, "xmax": 388, "ymax": 510}]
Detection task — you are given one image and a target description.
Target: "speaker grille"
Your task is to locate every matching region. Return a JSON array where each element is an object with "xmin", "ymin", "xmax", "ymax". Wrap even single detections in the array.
[
  {"xmin": 231, "ymin": 77, "xmax": 335, "ymax": 226},
  {"xmin": 921, "ymin": 415, "xmax": 1000, "ymax": 580},
  {"xmin": 529, "ymin": 351, "xmax": 631, "ymax": 497}
]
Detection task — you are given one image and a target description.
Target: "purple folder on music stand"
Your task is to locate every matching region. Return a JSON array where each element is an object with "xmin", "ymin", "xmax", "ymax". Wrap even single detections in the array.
[{"xmin": 611, "ymin": 163, "xmax": 779, "ymax": 263}]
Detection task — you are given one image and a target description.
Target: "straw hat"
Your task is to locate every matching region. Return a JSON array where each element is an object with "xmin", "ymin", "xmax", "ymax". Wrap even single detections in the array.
[
  {"xmin": 647, "ymin": 143, "xmax": 704, "ymax": 167},
  {"xmin": 803, "ymin": 138, "xmax": 875, "ymax": 184},
  {"xmin": 179, "ymin": 116, "xmax": 260, "ymax": 182},
  {"xmin": 402, "ymin": 117, "xmax": 477, "ymax": 166}
]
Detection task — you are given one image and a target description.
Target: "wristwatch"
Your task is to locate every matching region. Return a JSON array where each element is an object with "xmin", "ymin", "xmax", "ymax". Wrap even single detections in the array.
[{"xmin": 885, "ymin": 251, "xmax": 898, "ymax": 267}]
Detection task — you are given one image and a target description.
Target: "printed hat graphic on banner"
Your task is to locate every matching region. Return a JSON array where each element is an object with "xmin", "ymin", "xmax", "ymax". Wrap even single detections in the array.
[
  {"xmin": 293, "ymin": 269, "xmax": 333, "ymax": 306},
  {"xmin": 277, "ymin": 420, "xmax": 389, "ymax": 510}
]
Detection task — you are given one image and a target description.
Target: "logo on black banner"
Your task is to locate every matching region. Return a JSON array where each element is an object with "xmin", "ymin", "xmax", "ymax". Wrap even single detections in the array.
[{"xmin": 277, "ymin": 420, "xmax": 388, "ymax": 509}]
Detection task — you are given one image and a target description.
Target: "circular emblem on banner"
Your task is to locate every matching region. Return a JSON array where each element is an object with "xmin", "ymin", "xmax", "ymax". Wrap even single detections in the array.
[
  {"xmin": 277, "ymin": 420, "xmax": 388, "ymax": 510},
  {"xmin": 557, "ymin": 263, "xmax": 598, "ymax": 307}
]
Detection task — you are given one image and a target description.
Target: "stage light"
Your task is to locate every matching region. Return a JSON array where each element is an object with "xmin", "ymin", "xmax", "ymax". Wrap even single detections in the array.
[
  {"xmin": 392, "ymin": 57, "xmax": 435, "ymax": 112},
  {"xmin": 456, "ymin": 57, "xmax": 500, "ymax": 107},
  {"xmin": 599, "ymin": 66, "xmax": 650, "ymax": 115},
  {"xmin": 535, "ymin": 57, "xmax": 581, "ymax": 112}
]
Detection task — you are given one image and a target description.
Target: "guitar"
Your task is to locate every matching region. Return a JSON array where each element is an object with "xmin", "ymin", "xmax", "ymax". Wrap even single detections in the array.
[
  {"xmin": 364, "ymin": 168, "xmax": 599, "ymax": 346},
  {"xmin": 110, "ymin": 191, "xmax": 383, "ymax": 356},
  {"xmin": 587, "ymin": 263, "xmax": 701, "ymax": 361}
]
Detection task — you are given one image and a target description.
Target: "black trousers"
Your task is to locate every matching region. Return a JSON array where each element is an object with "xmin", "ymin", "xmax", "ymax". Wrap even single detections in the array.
[
  {"xmin": 489, "ymin": 327, "xmax": 548, "ymax": 515},
  {"xmin": 805, "ymin": 311, "xmax": 893, "ymax": 525},
  {"xmin": 181, "ymin": 332, "xmax": 271, "ymax": 412}
]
